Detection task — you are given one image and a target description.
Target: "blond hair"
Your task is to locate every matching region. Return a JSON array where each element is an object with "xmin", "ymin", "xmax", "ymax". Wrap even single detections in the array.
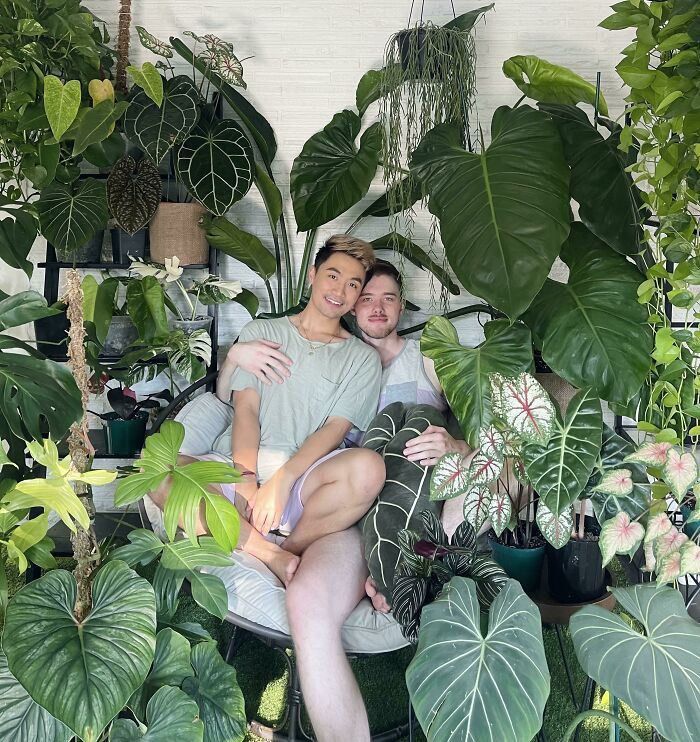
[{"xmin": 313, "ymin": 234, "xmax": 376, "ymax": 272}]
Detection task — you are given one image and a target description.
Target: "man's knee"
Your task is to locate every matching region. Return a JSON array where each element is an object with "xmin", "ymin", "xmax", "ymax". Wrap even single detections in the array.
[
  {"xmin": 348, "ymin": 449, "xmax": 385, "ymax": 500},
  {"xmin": 286, "ymin": 571, "xmax": 335, "ymax": 634}
]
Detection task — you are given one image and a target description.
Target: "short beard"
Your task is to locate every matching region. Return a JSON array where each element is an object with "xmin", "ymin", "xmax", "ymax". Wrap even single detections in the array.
[{"xmin": 360, "ymin": 324, "xmax": 395, "ymax": 340}]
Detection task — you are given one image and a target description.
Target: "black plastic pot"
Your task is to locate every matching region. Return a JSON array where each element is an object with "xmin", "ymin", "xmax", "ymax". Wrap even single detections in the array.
[
  {"xmin": 546, "ymin": 528, "xmax": 605, "ymax": 604},
  {"xmin": 111, "ymin": 228, "xmax": 147, "ymax": 265},
  {"xmin": 397, "ymin": 28, "xmax": 429, "ymax": 72}
]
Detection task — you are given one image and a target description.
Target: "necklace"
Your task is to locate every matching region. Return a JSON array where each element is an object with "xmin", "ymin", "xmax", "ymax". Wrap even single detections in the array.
[{"xmin": 297, "ymin": 321, "xmax": 336, "ymax": 355}]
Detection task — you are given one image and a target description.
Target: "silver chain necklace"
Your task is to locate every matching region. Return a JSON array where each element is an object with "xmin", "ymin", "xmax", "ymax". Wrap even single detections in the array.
[{"xmin": 297, "ymin": 321, "xmax": 336, "ymax": 355}]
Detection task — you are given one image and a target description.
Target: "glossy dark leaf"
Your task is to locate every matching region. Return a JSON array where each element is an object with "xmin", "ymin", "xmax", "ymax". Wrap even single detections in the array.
[
  {"xmin": 107, "ymin": 156, "xmax": 162, "ymax": 235},
  {"xmin": 0, "ymin": 209, "xmax": 36, "ymax": 278},
  {"xmin": 202, "ymin": 214, "xmax": 276, "ymax": 280}
]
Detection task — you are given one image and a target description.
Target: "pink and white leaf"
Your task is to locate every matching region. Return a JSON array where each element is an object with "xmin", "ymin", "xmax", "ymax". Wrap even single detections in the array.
[
  {"xmin": 643, "ymin": 541, "xmax": 656, "ymax": 573},
  {"xmin": 512, "ymin": 457, "xmax": 530, "ymax": 486},
  {"xmin": 430, "ymin": 452, "xmax": 470, "ymax": 501},
  {"xmin": 489, "ymin": 373, "xmax": 507, "ymax": 419},
  {"xmin": 599, "ymin": 512, "xmax": 645, "ymax": 567},
  {"xmin": 680, "ymin": 541, "xmax": 700, "ymax": 576},
  {"xmin": 662, "ymin": 448, "xmax": 698, "ymax": 502},
  {"xmin": 478, "ymin": 426, "xmax": 505, "ymax": 462},
  {"xmin": 656, "ymin": 551, "xmax": 682, "ymax": 585},
  {"xmin": 624, "ymin": 441, "xmax": 672, "ymax": 468},
  {"xmin": 495, "ymin": 372, "xmax": 555, "ymax": 445},
  {"xmin": 593, "ymin": 469, "xmax": 634, "ymax": 498},
  {"xmin": 463, "ymin": 486, "xmax": 493, "ymax": 532},
  {"xmin": 466, "ymin": 450, "xmax": 503, "ymax": 486},
  {"xmin": 537, "ymin": 503, "xmax": 574, "ymax": 549},
  {"xmin": 644, "ymin": 512, "xmax": 674, "ymax": 544},
  {"xmin": 653, "ymin": 528, "xmax": 688, "ymax": 563},
  {"xmin": 489, "ymin": 489, "xmax": 512, "ymax": 537}
]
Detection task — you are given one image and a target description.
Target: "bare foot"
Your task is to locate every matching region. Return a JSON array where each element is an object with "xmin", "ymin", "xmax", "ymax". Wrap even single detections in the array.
[
  {"xmin": 365, "ymin": 576, "xmax": 391, "ymax": 613},
  {"xmin": 268, "ymin": 549, "xmax": 300, "ymax": 586}
]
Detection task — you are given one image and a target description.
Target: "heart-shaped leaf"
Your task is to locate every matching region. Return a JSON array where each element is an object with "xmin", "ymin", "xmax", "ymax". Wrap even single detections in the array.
[
  {"xmin": 43, "ymin": 75, "xmax": 80, "ymax": 141},
  {"xmin": 571, "ymin": 585, "xmax": 700, "ymax": 742},
  {"xmin": 410, "ymin": 108, "xmax": 570, "ymax": 319},
  {"xmin": 72, "ymin": 100, "xmax": 129, "ymax": 156},
  {"xmin": 84, "ymin": 130, "xmax": 125, "ymax": 169},
  {"xmin": 420, "ymin": 317, "xmax": 534, "ymax": 447},
  {"xmin": 127, "ymin": 62, "xmax": 164, "ymax": 107},
  {"xmin": 466, "ymin": 450, "xmax": 503, "ymax": 486},
  {"xmin": 593, "ymin": 468, "xmax": 634, "ymax": 497},
  {"xmin": 644, "ymin": 512, "xmax": 673, "ymax": 544},
  {"xmin": 463, "ymin": 485, "xmax": 493, "ymax": 532},
  {"xmin": 491, "ymin": 372, "xmax": 556, "ymax": 445},
  {"xmin": 478, "ymin": 427, "xmax": 506, "ymax": 461},
  {"xmin": 489, "ymin": 489, "xmax": 512, "ymax": 537},
  {"xmin": 656, "ymin": 550, "xmax": 682, "ymax": 584},
  {"xmin": 176, "ymin": 119, "xmax": 254, "ymax": 216},
  {"xmin": 663, "ymin": 447, "xmax": 698, "ymax": 501},
  {"xmin": 0, "ymin": 209, "xmax": 37, "ymax": 278},
  {"xmin": 290, "ymin": 109, "xmax": 382, "ymax": 232},
  {"xmin": 4, "ymin": 561, "xmax": 156, "ymax": 742},
  {"xmin": 136, "ymin": 26, "xmax": 173, "ymax": 58},
  {"xmin": 599, "ymin": 511, "xmax": 645, "ymax": 567},
  {"xmin": 653, "ymin": 528, "xmax": 688, "ymax": 563},
  {"xmin": 430, "ymin": 452, "xmax": 470, "ymax": 501},
  {"xmin": 536, "ymin": 503, "xmax": 573, "ymax": 549},
  {"xmin": 407, "ymin": 578, "xmax": 549, "ymax": 742},
  {"xmin": 624, "ymin": 441, "xmax": 672, "ymax": 468},
  {"xmin": 37, "ymin": 178, "xmax": 108, "ymax": 254},
  {"xmin": 680, "ymin": 541, "xmax": 700, "ymax": 576},
  {"xmin": 123, "ymin": 75, "xmax": 200, "ymax": 165},
  {"xmin": 107, "ymin": 156, "xmax": 162, "ymax": 235},
  {"xmin": 524, "ymin": 388, "xmax": 602, "ymax": 515}
]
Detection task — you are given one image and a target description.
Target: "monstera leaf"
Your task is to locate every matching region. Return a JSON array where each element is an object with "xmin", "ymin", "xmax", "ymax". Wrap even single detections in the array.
[
  {"xmin": 410, "ymin": 107, "xmax": 570, "ymax": 319},
  {"xmin": 540, "ymin": 104, "xmax": 641, "ymax": 256},
  {"xmin": 420, "ymin": 316, "xmax": 534, "ymax": 447},
  {"xmin": 290, "ymin": 109, "xmax": 382, "ymax": 232},
  {"xmin": 107, "ymin": 155, "xmax": 162, "ymax": 235},
  {"xmin": 525, "ymin": 223, "xmax": 652, "ymax": 405},
  {"xmin": 123, "ymin": 75, "xmax": 200, "ymax": 165},
  {"xmin": 176, "ymin": 119, "xmax": 254, "ymax": 216},
  {"xmin": 571, "ymin": 585, "xmax": 700, "ymax": 742},
  {"xmin": 4, "ymin": 561, "xmax": 156, "ymax": 742},
  {"xmin": 36, "ymin": 178, "xmax": 108, "ymax": 254},
  {"xmin": 406, "ymin": 578, "xmax": 549, "ymax": 742},
  {"xmin": 523, "ymin": 388, "xmax": 602, "ymax": 515}
]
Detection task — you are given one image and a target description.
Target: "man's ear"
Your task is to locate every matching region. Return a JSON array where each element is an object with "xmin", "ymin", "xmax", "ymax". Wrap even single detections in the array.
[{"xmin": 308, "ymin": 265, "xmax": 316, "ymax": 285}]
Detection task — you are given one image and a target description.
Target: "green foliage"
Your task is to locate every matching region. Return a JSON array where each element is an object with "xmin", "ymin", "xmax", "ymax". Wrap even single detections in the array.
[
  {"xmin": 127, "ymin": 62, "xmax": 164, "ymax": 107},
  {"xmin": 107, "ymin": 155, "xmax": 162, "ymax": 236}
]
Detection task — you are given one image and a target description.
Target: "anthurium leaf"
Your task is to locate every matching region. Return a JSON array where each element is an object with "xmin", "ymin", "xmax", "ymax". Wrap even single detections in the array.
[
  {"xmin": 593, "ymin": 468, "xmax": 634, "ymax": 497},
  {"xmin": 107, "ymin": 156, "xmax": 162, "ymax": 235},
  {"xmin": 524, "ymin": 223, "xmax": 652, "ymax": 405},
  {"xmin": 112, "ymin": 686, "xmax": 203, "ymax": 742},
  {"xmin": 123, "ymin": 75, "xmax": 200, "ymax": 165},
  {"xmin": 0, "ymin": 209, "xmax": 36, "ymax": 278},
  {"xmin": 84, "ymin": 130, "xmax": 126, "ymax": 169},
  {"xmin": 176, "ymin": 119, "xmax": 254, "ymax": 216},
  {"xmin": 37, "ymin": 177, "xmax": 108, "ymax": 254},
  {"xmin": 489, "ymin": 490, "xmax": 512, "ymax": 538},
  {"xmin": 599, "ymin": 511, "xmax": 645, "ymax": 566},
  {"xmin": 4, "ymin": 561, "xmax": 156, "ymax": 742},
  {"xmin": 539, "ymin": 103, "xmax": 640, "ymax": 256},
  {"xmin": 126, "ymin": 275, "xmax": 168, "ymax": 340},
  {"xmin": 624, "ymin": 440, "xmax": 672, "ymax": 467},
  {"xmin": 571, "ymin": 585, "xmax": 700, "ymax": 742},
  {"xmin": 410, "ymin": 109, "xmax": 570, "ymax": 319},
  {"xmin": 372, "ymin": 233, "xmax": 459, "ymax": 295},
  {"xmin": 663, "ymin": 447, "xmax": 698, "ymax": 501},
  {"xmin": 0, "ymin": 650, "xmax": 71, "ymax": 742},
  {"xmin": 202, "ymin": 214, "xmax": 276, "ymax": 280},
  {"xmin": 420, "ymin": 317, "xmax": 534, "ymax": 447},
  {"xmin": 430, "ymin": 452, "xmax": 470, "ymax": 500},
  {"xmin": 524, "ymin": 388, "xmax": 602, "ymax": 516},
  {"xmin": 536, "ymin": 503, "xmax": 573, "ymax": 549},
  {"xmin": 72, "ymin": 100, "xmax": 129, "ymax": 156},
  {"xmin": 463, "ymin": 485, "xmax": 493, "ymax": 532},
  {"xmin": 290, "ymin": 110, "xmax": 382, "ymax": 232},
  {"xmin": 503, "ymin": 56, "xmax": 608, "ymax": 115},
  {"xmin": 490, "ymin": 372, "xmax": 556, "ymax": 445},
  {"xmin": 407, "ymin": 578, "xmax": 549, "ymax": 742},
  {"xmin": 127, "ymin": 62, "xmax": 164, "ymax": 107},
  {"xmin": 43, "ymin": 75, "xmax": 80, "ymax": 140},
  {"xmin": 181, "ymin": 641, "xmax": 246, "ymax": 742}
]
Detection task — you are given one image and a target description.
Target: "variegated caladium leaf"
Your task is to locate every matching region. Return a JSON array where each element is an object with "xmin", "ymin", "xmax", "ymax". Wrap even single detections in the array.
[
  {"xmin": 663, "ymin": 448, "xmax": 698, "ymax": 502},
  {"xmin": 489, "ymin": 489, "xmax": 512, "ymax": 537},
  {"xmin": 512, "ymin": 457, "xmax": 530, "ymax": 486},
  {"xmin": 599, "ymin": 511, "xmax": 644, "ymax": 567},
  {"xmin": 490, "ymin": 372, "xmax": 556, "ymax": 445},
  {"xmin": 467, "ymin": 449, "xmax": 503, "ymax": 486},
  {"xmin": 463, "ymin": 485, "xmax": 493, "ymax": 532},
  {"xmin": 644, "ymin": 512, "xmax": 673, "ymax": 544},
  {"xmin": 136, "ymin": 26, "xmax": 173, "ymax": 57},
  {"xmin": 656, "ymin": 551, "xmax": 682, "ymax": 584},
  {"xmin": 592, "ymin": 468, "xmax": 634, "ymax": 497},
  {"xmin": 680, "ymin": 541, "xmax": 700, "ymax": 576},
  {"xmin": 107, "ymin": 156, "xmax": 162, "ymax": 235},
  {"xmin": 536, "ymin": 503, "xmax": 574, "ymax": 549},
  {"xmin": 430, "ymin": 451, "xmax": 470, "ymax": 501},
  {"xmin": 623, "ymin": 441, "xmax": 672, "ymax": 468},
  {"xmin": 478, "ymin": 427, "xmax": 505, "ymax": 462},
  {"xmin": 653, "ymin": 528, "xmax": 688, "ymax": 563}
]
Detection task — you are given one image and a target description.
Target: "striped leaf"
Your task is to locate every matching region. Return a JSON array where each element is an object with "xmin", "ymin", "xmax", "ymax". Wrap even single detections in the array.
[
  {"xmin": 391, "ymin": 563, "xmax": 429, "ymax": 643},
  {"xmin": 407, "ymin": 578, "xmax": 549, "ymax": 742},
  {"xmin": 397, "ymin": 529, "xmax": 431, "ymax": 573},
  {"xmin": 599, "ymin": 511, "xmax": 644, "ymax": 567},
  {"xmin": 624, "ymin": 441, "xmax": 672, "ymax": 468},
  {"xmin": 570, "ymin": 585, "xmax": 700, "ymax": 742},
  {"xmin": 489, "ymin": 489, "xmax": 512, "ymax": 537},
  {"xmin": 463, "ymin": 485, "xmax": 493, "ymax": 532},
  {"xmin": 420, "ymin": 509, "xmax": 449, "ymax": 548},
  {"xmin": 469, "ymin": 554, "xmax": 508, "ymax": 611},
  {"xmin": 430, "ymin": 451, "xmax": 470, "ymax": 501},
  {"xmin": 663, "ymin": 448, "xmax": 698, "ymax": 502},
  {"xmin": 536, "ymin": 503, "xmax": 573, "ymax": 549},
  {"xmin": 491, "ymin": 372, "xmax": 555, "ymax": 445}
]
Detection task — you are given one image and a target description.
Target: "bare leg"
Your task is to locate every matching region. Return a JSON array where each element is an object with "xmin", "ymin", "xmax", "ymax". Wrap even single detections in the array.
[
  {"xmin": 148, "ymin": 455, "xmax": 299, "ymax": 585},
  {"xmin": 286, "ymin": 528, "xmax": 370, "ymax": 742},
  {"xmin": 283, "ymin": 449, "xmax": 384, "ymax": 556}
]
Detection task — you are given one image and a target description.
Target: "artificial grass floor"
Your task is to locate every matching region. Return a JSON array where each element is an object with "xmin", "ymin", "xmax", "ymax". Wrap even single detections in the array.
[{"xmin": 4, "ymin": 558, "xmax": 652, "ymax": 742}]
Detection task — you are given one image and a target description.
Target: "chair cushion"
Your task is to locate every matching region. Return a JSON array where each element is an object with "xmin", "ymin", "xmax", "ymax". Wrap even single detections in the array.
[
  {"xmin": 175, "ymin": 392, "xmax": 232, "ymax": 456},
  {"xmin": 142, "ymin": 495, "xmax": 408, "ymax": 655}
]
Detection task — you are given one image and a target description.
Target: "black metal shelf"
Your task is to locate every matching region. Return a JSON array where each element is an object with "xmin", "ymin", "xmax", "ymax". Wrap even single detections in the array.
[{"xmin": 38, "ymin": 261, "xmax": 209, "ymax": 269}]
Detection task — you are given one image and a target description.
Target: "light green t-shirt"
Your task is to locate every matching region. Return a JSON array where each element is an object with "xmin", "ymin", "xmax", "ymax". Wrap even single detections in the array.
[{"xmin": 215, "ymin": 317, "xmax": 381, "ymax": 460}]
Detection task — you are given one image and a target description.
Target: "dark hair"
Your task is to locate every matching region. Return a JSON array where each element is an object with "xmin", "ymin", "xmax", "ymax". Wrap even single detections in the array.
[
  {"xmin": 313, "ymin": 234, "xmax": 375, "ymax": 272},
  {"xmin": 364, "ymin": 259, "xmax": 403, "ymax": 293}
]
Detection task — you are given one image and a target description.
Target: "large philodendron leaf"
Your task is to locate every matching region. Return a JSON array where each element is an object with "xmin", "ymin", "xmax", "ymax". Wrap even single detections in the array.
[
  {"xmin": 290, "ymin": 109, "xmax": 382, "ymax": 232},
  {"xmin": 36, "ymin": 178, "xmax": 108, "ymax": 254},
  {"xmin": 4, "ymin": 561, "xmax": 156, "ymax": 742},
  {"xmin": 540, "ymin": 104, "xmax": 641, "ymax": 256},
  {"xmin": 0, "ymin": 290, "xmax": 63, "ymax": 331},
  {"xmin": 571, "ymin": 585, "xmax": 700, "ymax": 742},
  {"xmin": 0, "ymin": 353, "xmax": 82, "ymax": 441},
  {"xmin": 176, "ymin": 119, "xmax": 254, "ymax": 216},
  {"xmin": 201, "ymin": 214, "xmax": 276, "ymax": 280},
  {"xmin": 523, "ymin": 388, "xmax": 603, "ymax": 515},
  {"xmin": 524, "ymin": 223, "xmax": 652, "ymax": 405},
  {"xmin": 0, "ymin": 651, "xmax": 71, "ymax": 742},
  {"xmin": 420, "ymin": 316, "xmax": 534, "ymax": 447},
  {"xmin": 123, "ymin": 75, "xmax": 200, "ymax": 165},
  {"xmin": 410, "ymin": 107, "xmax": 570, "ymax": 319},
  {"xmin": 406, "ymin": 578, "xmax": 549, "ymax": 742},
  {"xmin": 107, "ymin": 155, "xmax": 162, "ymax": 236}
]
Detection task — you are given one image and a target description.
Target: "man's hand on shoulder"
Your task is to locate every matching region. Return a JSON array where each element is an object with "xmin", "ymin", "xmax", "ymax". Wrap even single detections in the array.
[
  {"xmin": 228, "ymin": 339, "xmax": 293, "ymax": 385},
  {"xmin": 403, "ymin": 425, "xmax": 471, "ymax": 466}
]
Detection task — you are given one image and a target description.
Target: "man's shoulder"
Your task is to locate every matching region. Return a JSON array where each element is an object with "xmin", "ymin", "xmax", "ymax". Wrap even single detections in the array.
[
  {"xmin": 344, "ymin": 334, "xmax": 380, "ymax": 364},
  {"xmin": 240, "ymin": 317, "xmax": 289, "ymax": 338}
]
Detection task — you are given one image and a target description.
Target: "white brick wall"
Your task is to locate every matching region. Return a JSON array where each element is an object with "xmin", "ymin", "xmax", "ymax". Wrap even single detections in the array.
[{"xmin": 21, "ymin": 0, "xmax": 631, "ymax": 358}]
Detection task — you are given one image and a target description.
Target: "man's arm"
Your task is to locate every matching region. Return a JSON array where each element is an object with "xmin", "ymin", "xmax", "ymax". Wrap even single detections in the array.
[
  {"xmin": 231, "ymin": 388, "xmax": 262, "ymax": 506},
  {"xmin": 216, "ymin": 341, "xmax": 293, "ymax": 403}
]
